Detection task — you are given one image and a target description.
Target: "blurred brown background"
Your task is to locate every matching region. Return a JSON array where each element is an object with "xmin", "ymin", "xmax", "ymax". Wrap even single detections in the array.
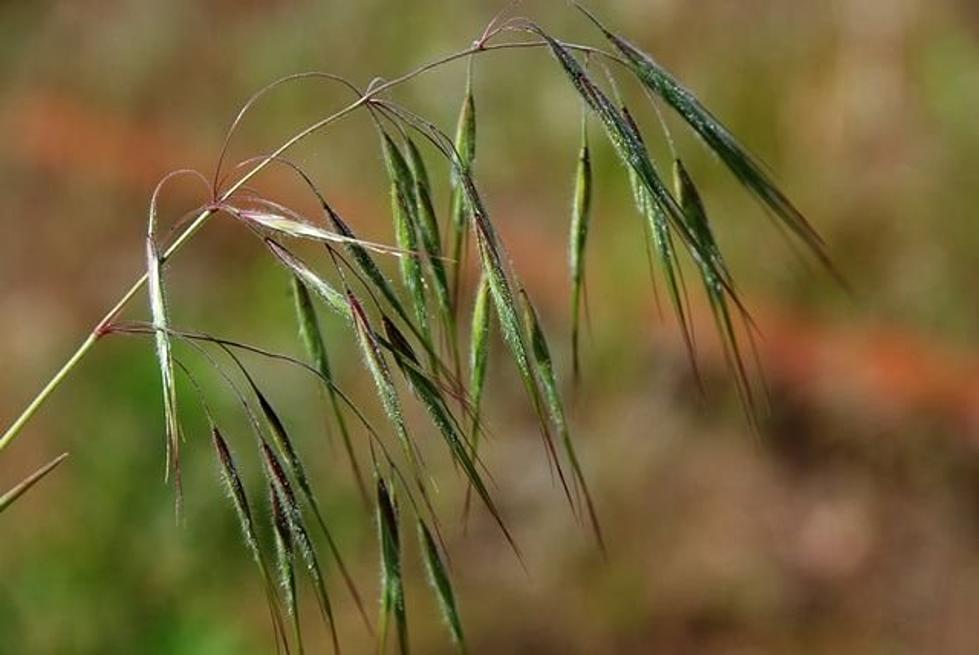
[{"xmin": 2, "ymin": 1, "xmax": 979, "ymax": 653}]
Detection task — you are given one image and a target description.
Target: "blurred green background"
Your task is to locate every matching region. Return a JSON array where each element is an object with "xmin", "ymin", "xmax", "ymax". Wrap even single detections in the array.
[{"xmin": 2, "ymin": 0, "xmax": 979, "ymax": 653}]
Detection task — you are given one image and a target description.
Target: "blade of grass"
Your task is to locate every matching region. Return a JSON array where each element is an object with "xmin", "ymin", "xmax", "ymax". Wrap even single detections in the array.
[{"xmin": 0, "ymin": 453, "xmax": 68, "ymax": 514}]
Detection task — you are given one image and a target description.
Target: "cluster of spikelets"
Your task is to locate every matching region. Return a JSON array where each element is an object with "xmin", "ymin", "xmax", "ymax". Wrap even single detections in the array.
[{"xmin": 1, "ymin": 4, "xmax": 835, "ymax": 654}]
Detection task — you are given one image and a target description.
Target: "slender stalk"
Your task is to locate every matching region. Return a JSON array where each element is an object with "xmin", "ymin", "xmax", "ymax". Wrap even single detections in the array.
[{"xmin": 0, "ymin": 38, "xmax": 617, "ymax": 453}]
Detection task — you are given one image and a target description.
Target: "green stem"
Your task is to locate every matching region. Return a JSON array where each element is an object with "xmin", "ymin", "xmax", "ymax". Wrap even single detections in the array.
[{"xmin": 0, "ymin": 38, "xmax": 617, "ymax": 454}]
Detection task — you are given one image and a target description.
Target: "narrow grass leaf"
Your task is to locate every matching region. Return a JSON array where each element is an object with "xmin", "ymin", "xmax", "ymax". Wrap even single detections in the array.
[
  {"xmin": 292, "ymin": 276, "xmax": 368, "ymax": 503},
  {"xmin": 0, "ymin": 453, "xmax": 68, "ymax": 514},
  {"xmin": 417, "ymin": 519, "xmax": 466, "ymax": 653}
]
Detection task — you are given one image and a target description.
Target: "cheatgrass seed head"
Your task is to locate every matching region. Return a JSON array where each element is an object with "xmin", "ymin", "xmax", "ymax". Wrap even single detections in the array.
[{"xmin": 417, "ymin": 519, "xmax": 467, "ymax": 653}]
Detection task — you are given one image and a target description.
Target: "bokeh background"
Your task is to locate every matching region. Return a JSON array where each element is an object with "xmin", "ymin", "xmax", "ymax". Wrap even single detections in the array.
[{"xmin": 2, "ymin": 0, "xmax": 979, "ymax": 653}]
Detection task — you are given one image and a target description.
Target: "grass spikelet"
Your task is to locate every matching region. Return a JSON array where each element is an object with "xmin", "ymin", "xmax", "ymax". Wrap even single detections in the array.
[
  {"xmin": 347, "ymin": 287, "xmax": 449, "ymax": 549},
  {"xmin": 348, "ymin": 292, "xmax": 416, "ymax": 463},
  {"xmin": 381, "ymin": 316, "xmax": 518, "ymax": 554},
  {"xmin": 212, "ymin": 429, "xmax": 265, "ymax": 578},
  {"xmin": 379, "ymin": 131, "xmax": 430, "ymax": 344},
  {"xmin": 462, "ymin": 273, "xmax": 491, "ymax": 521},
  {"xmin": 520, "ymin": 289, "xmax": 604, "ymax": 551},
  {"xmin": 535, "ymin": 26, "xmax": 728, "ymax": 388},
  {"xmin": 0, "ymin": 453, "xmax": 68, "ymax": 514},
  {"xmin": 240, "ymin": 365, "xmax": 370, "ymax": 632},
  {"xmin": 376, "ymin": 477, "xmax": 408, "ymax": 655},
  {"xmin": 261, "ymin": 441, "xmax": 341, "ymax": 654},
  {"xmin": 268, "ymin": 240, "xmax": 352, "ymax": 322},
  {"xmin": 417, "ymin": 519, "xmax": 466, "ymax": 653},
  {"xmin": 271, "ymin": 484, "xmax": 303, "ymax": 655},
  {"xmin": 405, "ymin": 137, "xmax": 453, "ymax": 337},
  {"xmin": 324, "ymin": 205, "xmax": 446, "ymax": 375},
  {"xmin": 211, "ymin": 428, "xmax": 290, "ymax": 654},
  {"xmin": 471, "ymin": 216, "xmax": 572, "ymax": 507},
  {"xmin": 467, "ymin": 273, "xmax": 492, "ymax": 442},
  {"xmin": 325, "ymin": 207, "xmax": 407, "ymax": 319},
  {"xmin": 531, "ymin": 26, "xmax": 722, "ymax": 288},
  {"xmin": 448, "ymin": 61, "xmax": 476, "ymax": 307},
  {"xmin": 575, "ymin": 3, "xmax": 836, "ymax": 275},
  {"xmin": 235, "ymin": 208, "xmax": 405, "ymax": 256},
  {"xmin": 291, "ymin": 276, "xmax": 368, "ymax": 504},
  {"xmin": 568, "ymin": 110, "xmax": 593, "ymax": 383},
  {"xmin": 622, "ymin": 107, "xmax": 699, "ymax": 376},
  {"xmin": 147, "ymin": 202, "xmax": 182, "ymax": 509},
  {"xmin": 673, "ymin": 159, "xmax": 758, "ymax": 424},
  {"xmin": 346, "ymin": 289, "xmax": 450, "ymax": 550}
]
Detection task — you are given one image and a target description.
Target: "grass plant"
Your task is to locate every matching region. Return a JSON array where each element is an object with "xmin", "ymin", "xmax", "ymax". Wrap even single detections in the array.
[{"xmin": 0, "ymin": 5, "xmax": 834, "ymax": 652}]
